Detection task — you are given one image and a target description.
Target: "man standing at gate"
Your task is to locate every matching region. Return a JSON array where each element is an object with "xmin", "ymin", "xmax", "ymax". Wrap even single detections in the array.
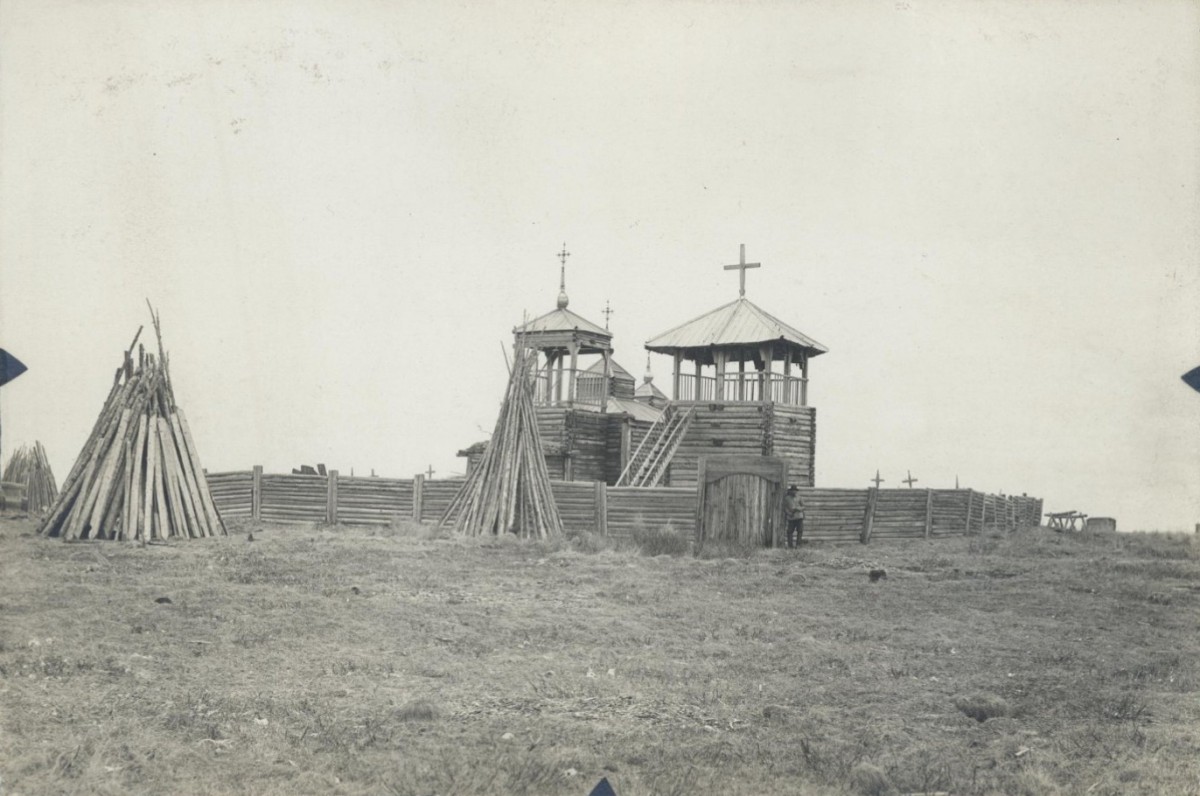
[{"xmin": 785, "ymin": 485, "xmax": 805, "ymax": 548}]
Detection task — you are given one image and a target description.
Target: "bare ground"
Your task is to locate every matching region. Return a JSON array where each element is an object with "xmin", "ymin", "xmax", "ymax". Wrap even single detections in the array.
[{"xmin": 1, "ymin": 515, "xmax": 1198, "ymax": 795}]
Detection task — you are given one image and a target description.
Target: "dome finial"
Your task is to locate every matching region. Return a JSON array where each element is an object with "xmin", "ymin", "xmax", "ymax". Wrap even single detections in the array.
[
  {"xmin": 644, "ymin": 353, "xmax": 654, "ymax": 383},
  {"xmin": 556, "ymin": 243, "xmax": 570, "ymax": 309}
]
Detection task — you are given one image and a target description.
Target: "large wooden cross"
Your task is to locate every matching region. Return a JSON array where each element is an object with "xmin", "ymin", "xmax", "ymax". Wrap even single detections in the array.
[
  {"xmin": 871, "ymin": 470, "xmax": 884, "ymax": 488},
  {"xmin": 723, "ymin": 244, "xmax": 761, "ymax": 297},
  {"xmin": 902, "ymin": 470, "xmax": 918, "ymax": 488}
]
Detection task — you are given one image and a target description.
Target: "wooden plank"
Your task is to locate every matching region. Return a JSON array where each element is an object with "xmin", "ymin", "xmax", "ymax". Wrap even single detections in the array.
[
  {"xmin": 860, "ymin": 487, "xmax": 878, "ymax": 544},
  {"xmin": 413, "ymin": 474, "xmax": 424, "ymax": 522},
  {"xmin": 252, "ymin": 464, "xmax": 263, "ymax": 521},
  {"xmin": 595, "ymin": 479, "xmax": 608, "ymax": 535},
  {"xmin": 156, "ymin": 417, "xmax": 191, "ymax": 537},
  {"xmin": 327, "ymin": 470, "xmax": 338, "ymax": 524},
  {"xmin": 173, "ymin": 409, "xmax": 226, "ymax": 535},
  {"xmin": 167, "ymin": 414, "xmax": 211, "ymax": 537}
]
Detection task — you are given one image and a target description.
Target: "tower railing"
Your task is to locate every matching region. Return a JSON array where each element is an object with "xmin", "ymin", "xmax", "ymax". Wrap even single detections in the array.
[
  {"xmin": 531, "ymin": 369, "xmax": 607, "ymax": 409},
  {"xmin": 674, "ymin": 372, "xmax": 807, "ymax": 405}
]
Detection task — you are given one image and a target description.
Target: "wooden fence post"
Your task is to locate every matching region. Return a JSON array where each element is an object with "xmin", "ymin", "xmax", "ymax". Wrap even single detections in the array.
[
  {"xmin": 594, "ymin": 480, "xmax": 608, "ymax": 536},
  {"xmin": 964, "ymin": 490, "xmax": 974, "ymax": 535},
  {"xmin": 860, "ymin": 487, "xmax": 878, "ymax": 544},
  {"xmin": 413, "ymin": 474, "xmax": 424, "ymax": 523},
  {"xmin": 924, "ymin": 488, "xmax": 933, "ymax": 539},
  {"xmin": 251, "ymin": 465, "xmax": 262, "ymax": 521},
  {"xmin": 327, "ymin": 470, "xmax": 338, "ymax": 525}
]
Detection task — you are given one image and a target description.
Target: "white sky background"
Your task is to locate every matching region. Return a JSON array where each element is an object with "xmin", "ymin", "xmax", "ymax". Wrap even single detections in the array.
[{"xmin": 1, "ymin": 0, "xmax": 1197, "ymax": 530}]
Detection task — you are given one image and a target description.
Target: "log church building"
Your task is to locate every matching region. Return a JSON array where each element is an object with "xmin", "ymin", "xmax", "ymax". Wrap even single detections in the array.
[{"xmin": 459, "ymin": 245, "xmax": 827, "ymax": 489}]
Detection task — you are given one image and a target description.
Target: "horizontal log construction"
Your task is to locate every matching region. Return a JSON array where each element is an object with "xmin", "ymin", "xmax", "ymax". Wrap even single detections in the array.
[
  {"xmin": 607, "ymin": 486, "xmax": 696, "ymax": 538},
  {"xmin": 203, "ymin": 468, "xmax": 1040, "ymax": 542},
  {"xmin": 207, "ymin": 472, "xmax": 253, "ymax": 518},
  {"xmin": 420, "ymin": 480, "xmax": 464, "ymax": 523},
  {"xmin": 550, "ymin": 480, "xmax": 596, "ymax": 533}
]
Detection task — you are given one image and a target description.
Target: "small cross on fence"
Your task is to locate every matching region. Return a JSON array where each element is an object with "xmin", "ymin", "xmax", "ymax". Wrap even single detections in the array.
[
  {"xmin": 425, "ymin": 465, "xmax": 436, "ymax": 479},
  {"xmin": 871, "ymin": 470, "xmax": 884, "ymax": 488},
  {"xmin": 902, "ymin": 470, "xmax": 918, "ymax": 488},
  {"xmin": 723, "ymin": 244, "xmax": 761, "ymax": 297}
]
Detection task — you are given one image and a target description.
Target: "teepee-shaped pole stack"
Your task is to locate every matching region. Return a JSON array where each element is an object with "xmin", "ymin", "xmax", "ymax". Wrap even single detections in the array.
[
  {"xmin": 2, "ymin": 442, "xmax": 58, "ymax": 514},
  {"xmin": 38, "ymin": 305, "xmax": 226, "ymax": 541},
  {"xmin": 439, "ymin": 341, "xmax": 563, "ymax": 539}
]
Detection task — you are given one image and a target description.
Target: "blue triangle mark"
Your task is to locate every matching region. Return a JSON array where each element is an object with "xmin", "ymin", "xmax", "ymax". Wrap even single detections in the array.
[
  {"xmin": 1183, "ymin": 366, "xmax": 1200, "ymax": 394},
  {"xmin": 0, "ymin": 349, "xmax": 27, "ymax": 388},
  {"xmin": 589, "ymin": 777, "xmax": 617, "ymax": 796}
]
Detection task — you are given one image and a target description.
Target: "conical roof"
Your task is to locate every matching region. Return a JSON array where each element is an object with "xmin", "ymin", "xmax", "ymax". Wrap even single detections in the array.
[
  {"xmin": 515, "ymin": 307, "xmax": 609, "ymax": 337},
  {"xmin": 645, "ymin": 297, "xmax": 828, "ymax": 356}
]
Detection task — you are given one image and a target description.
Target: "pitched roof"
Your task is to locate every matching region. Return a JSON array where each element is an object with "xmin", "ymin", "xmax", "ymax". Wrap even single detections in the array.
[
  {"xmin": 515, "ymin": 307, "xmax": 609, "ymax": 337},
  {"xmin": 606, "ymin": 396, "xmax": 664, "ymax": 422},
  {"xmin": 583, "ymin": 359, "xmax": 634, "ymax": 379},
  {"xmin": 645, "ymin": 298, "xmax": 828, "ymax": 356},
  {"xmin": 634, "ymin": 379, "xmax": 667, "ymax": 401}
]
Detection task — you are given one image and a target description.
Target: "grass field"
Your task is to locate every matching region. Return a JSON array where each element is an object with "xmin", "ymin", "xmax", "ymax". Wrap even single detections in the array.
[{"xmin": 1, "ymin": 515, "xmax": 1198, "ymax": 796}]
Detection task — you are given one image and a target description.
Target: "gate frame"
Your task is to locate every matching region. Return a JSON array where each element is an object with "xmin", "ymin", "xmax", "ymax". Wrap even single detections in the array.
[{"xmin": 695, "ymin": 454, "xmax": 788, "ymax": 550}]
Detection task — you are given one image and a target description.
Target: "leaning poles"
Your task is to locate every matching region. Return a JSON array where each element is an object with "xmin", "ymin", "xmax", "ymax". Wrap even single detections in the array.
[
  {"xmin": 1, "ymin": 441, "xmax": 58, "ymax": 513},
  {"xmin": 439, "ymin": 339, "xmax": 563, "ymax": 539},
  {"xmin": 37, "ymin": 306, "xmax": 227, "ymax": 541}
]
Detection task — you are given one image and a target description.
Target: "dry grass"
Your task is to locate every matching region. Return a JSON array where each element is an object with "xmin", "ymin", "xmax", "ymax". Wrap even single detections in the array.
[{"xmin": 1, "ymin": 517, "xmax": 1198, "ymax": 795}]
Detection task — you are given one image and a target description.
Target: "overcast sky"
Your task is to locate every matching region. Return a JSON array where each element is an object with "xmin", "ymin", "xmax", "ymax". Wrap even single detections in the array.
[{"xmin": 2, "ymin": 0, "xmax": 1197, "ymax": 530}]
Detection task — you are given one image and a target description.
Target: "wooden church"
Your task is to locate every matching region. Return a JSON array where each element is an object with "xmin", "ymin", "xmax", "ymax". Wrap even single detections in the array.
[{"xmin": 459, "ymin": 245, "xmax": 827, "ymax": 488}]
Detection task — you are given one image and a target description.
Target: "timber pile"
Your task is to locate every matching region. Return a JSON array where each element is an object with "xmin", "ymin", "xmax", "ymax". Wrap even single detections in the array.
[
  {"xmin": 439, "ymin": 344, "xmax": 563, "ymax": 538},
  {"xmin": 3, "ymin": 442, "xmax": 58, "ymax": 513},
  {"xmin": 38, "ymin": 309, "xmax": 226, "ymax": 541}
]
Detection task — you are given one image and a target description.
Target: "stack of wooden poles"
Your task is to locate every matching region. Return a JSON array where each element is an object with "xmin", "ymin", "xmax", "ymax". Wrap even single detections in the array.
[
  {"xmin": 38, "ymin": 308, "xmax": 226, "ymax": 541},
  {"xmin": 2, "ymin": 442, "xmax": 58, "ymax": 513},
  {"xmin": 440, "ymin": 342, "xmax": 563, "ymax": 538}
]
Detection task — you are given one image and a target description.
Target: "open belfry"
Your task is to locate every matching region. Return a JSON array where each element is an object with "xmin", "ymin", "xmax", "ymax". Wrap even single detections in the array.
[{"xmin": 461, "ymin": 244, "xmax": 827, "ymax": 488}]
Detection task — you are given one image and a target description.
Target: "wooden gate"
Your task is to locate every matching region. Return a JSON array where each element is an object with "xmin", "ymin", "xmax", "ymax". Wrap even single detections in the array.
[{"xmin": 695, "ymin": 455, "xmax": 788, "ymax": 550}]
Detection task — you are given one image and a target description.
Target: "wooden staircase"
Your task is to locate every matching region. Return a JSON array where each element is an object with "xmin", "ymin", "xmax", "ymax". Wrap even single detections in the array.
[{"xmin": 616, "ymin": 404, "xmax": 696, "ymax": 487}]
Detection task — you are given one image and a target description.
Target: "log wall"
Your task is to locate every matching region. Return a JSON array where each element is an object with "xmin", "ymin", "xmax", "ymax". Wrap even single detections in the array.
[
  {"xmin": 337, "ymin": 477, "xmax": 413, "ymax": 525},
  {"xmin": 799, "ymin": 488, "xmax": 871, "ymax": 543},
  {"xmin": 607, "ymin": 486, "xmax": 696, "ymax": 539},
  {"xmin": 260, "ymin": 474, "xmax": 326, "ymax": 524},
  {"xmin": 207, "ymin": 471, "xmax": 253, "ymax": 519},
  {"xmin": 660, "ymin": 403, "xmax": 817, "ymax": 488},
  {"xmin": 420, "ymin": 479, "xmax": 463, "ymax": 523},
  {"xmin": 769, "ymin": 404, "xmax": 817, "ymax": 487},
  {"xmin": 204, "ymin": 468, "xmax": 1042, "ymax": 544},
  {"xmin": 550, "ymin": 480, "xmax": 598, "ymax": 533},
  {"xmin": 568, "ymin": 411, "xmax": 609, "ymax": 483},
  {"xmin": 665, "ymin": 404, "xmax": 770, "ymax": 488}
]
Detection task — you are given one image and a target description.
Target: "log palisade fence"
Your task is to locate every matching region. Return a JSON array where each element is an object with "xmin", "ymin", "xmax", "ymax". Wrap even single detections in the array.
[{"xmin": 206, "ymin": 466, "xmax": 1042, "ymax": 544}]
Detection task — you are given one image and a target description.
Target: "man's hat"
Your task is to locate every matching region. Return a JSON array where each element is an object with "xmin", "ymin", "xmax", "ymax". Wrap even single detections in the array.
[{"xmin": 787, "ymin": 485, "xmax": 798, "ymax": 493}]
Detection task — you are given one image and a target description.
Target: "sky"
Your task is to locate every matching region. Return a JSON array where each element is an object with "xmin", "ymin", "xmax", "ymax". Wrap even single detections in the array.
[{"xmin": 1, "ymin": 0, "xmax": 1197, "ymax": 530}]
